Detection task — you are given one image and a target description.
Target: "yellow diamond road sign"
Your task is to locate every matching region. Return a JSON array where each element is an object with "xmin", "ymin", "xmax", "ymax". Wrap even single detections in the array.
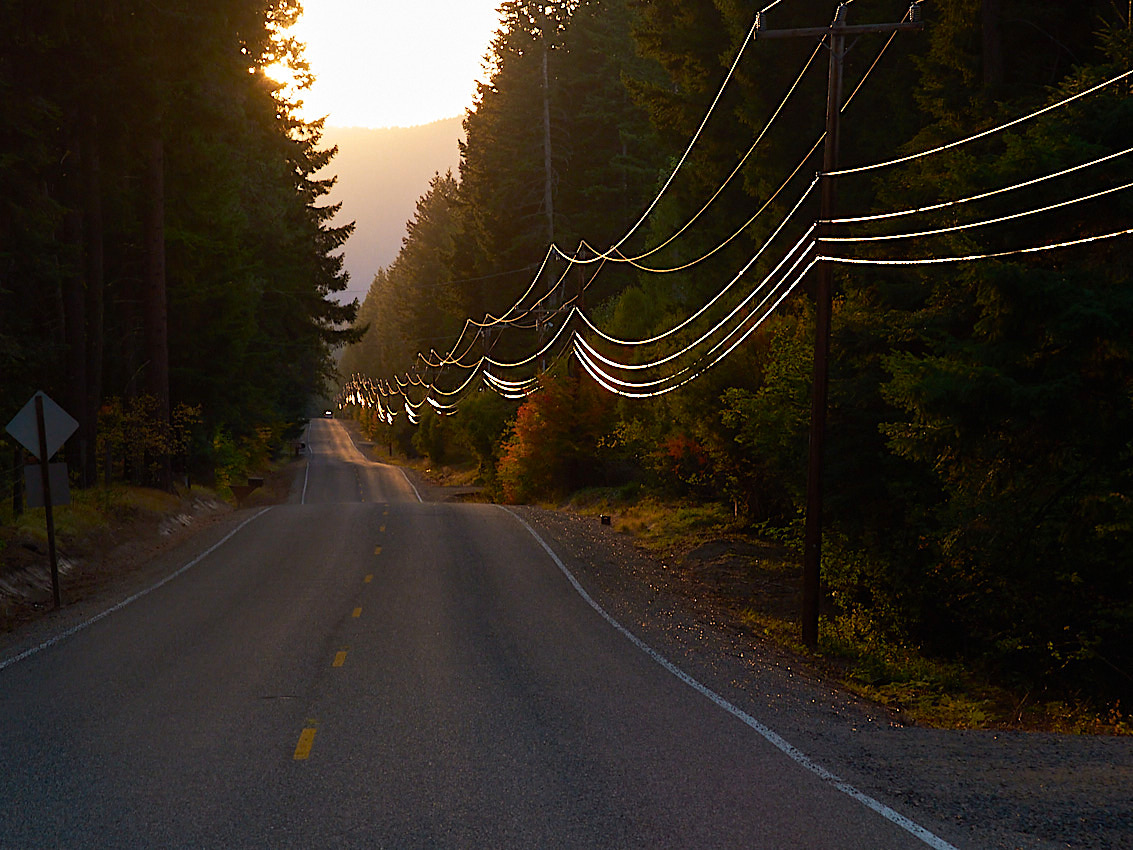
[{"xmin": 5, "ymin": 391, "xmax": 79, "ymax": 461}]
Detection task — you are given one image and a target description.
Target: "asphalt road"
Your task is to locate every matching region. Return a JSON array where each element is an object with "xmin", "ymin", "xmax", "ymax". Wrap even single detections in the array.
[{"xmin": 0, "ymin": 418, "xmax": 955, "ymax": 848}]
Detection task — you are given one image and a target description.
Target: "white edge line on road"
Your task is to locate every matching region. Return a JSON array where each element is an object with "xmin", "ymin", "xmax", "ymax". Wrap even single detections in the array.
[
  {"xmin": 0, "ymin": 507, "xmax": 274, "ymax": 674},
  {"xmin": 399, "ymin": 468, "xmax": 423, "ymax": 503},
  {"xmin": 301, "ymin": 422, "xmax": 312, "ymax": 505},
  {"xmin": 502, "ymin": 507, "xmax": 960, "ymax": 850}
]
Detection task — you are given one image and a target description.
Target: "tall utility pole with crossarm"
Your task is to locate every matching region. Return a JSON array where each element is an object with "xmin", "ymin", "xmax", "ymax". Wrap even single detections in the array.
[{"xmin": 754, "ymin": 3, "xmax": 923, "ymax": 647}]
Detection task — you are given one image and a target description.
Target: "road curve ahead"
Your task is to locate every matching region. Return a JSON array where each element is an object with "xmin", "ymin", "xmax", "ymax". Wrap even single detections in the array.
[{"xmin": 0, "ymin": 418, "xmax": 955, "ymax": 849}]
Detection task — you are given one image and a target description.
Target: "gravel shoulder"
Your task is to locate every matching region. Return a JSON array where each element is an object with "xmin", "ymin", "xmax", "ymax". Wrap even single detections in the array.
[{"xmin": 501, "ymin": 504, "xmax": 1132, "ymax": 850}]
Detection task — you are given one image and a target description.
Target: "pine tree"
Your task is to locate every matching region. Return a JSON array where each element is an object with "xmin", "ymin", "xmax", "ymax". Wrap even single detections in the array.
[{"xmin": 0, "ymin": 0, "xmax": 359, "ymax": 488}]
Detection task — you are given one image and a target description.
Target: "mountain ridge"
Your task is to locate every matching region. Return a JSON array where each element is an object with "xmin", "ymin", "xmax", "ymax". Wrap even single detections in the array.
[{"xmin": 321, "ymin": 117, "xmax": 464, "ymax": 306}]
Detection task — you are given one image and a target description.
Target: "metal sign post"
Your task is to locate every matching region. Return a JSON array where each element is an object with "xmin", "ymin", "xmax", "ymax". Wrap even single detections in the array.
[{"xmin": 35, "ymin": 395, "xmax": 62, "ymax": 608}]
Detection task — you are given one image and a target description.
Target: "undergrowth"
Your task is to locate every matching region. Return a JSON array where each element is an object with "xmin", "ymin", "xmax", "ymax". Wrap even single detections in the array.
[
  {"xmin": 4, "ymin": 484, "xmax": 210, "ymax": 548},
  {"xmin": 569, "ymin": 487, "xmax": 1131, "ymax": 735},
  {"xmin": 569, "ymin": 490, "xmax": 739, "ymax": 554}
]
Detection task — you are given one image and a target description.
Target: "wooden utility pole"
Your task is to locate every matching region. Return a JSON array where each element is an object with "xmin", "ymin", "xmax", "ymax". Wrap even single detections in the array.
[
  {"xmin": 755, "ymin": 3, "xmax": 923, "ymax": 647},
  {"xmin": 542, "ymin": 34, "xmax": 555, "ymax": 246}
]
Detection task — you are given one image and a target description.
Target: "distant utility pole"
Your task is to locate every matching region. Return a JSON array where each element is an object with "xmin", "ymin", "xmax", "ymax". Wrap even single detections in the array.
[
  {"xmin": 542, "ymin": 34, "xmax": 555, "ymax": 246},
  {"xmin": 755, "ymin": 3, "xmax": 923, "ymax": 648}
]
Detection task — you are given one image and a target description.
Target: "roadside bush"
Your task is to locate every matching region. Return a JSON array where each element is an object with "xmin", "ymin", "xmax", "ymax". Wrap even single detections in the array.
[
  {"xmin": 655, "ymin": 433, "xmax": 712, "ymax": 496},
  {"xmin": 450, "ymin": 389, "xmax": 515, "ymax": 483},
  {"xmin": 97, "ymin": 396, "xmax": 201, "ymax": 488},
  {"xmin": 498, "ymin": 371, "xmax": 613, "ymax": 503},
  {"xmin": 412, "ymin": 410, "xmax": 449, "ymax": 465}
]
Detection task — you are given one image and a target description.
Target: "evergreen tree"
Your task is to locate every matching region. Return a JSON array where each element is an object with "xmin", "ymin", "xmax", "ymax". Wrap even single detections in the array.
[
  {"xmin": 0, "ymin": 0, "xmax": 357, "ymax": 487},
  {"xmin": 858, "ymin": 6, "xmax": 1133, "ymax": 690}
]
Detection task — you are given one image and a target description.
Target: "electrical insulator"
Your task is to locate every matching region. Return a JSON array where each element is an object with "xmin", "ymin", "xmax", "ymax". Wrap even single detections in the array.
[{"xmin": 909, "ymin": 2, "xmax": 922, "ymax": 23}]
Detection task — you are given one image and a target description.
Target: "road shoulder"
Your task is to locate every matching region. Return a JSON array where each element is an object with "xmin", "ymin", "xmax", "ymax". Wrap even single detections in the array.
[{"xmin": 509, "ymin": 505, "xmax": 1133, "ymax": 850}]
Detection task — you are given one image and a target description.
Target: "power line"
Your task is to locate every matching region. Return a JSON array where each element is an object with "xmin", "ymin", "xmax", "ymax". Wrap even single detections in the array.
[
  {"xmin": 421, "ymin": 254, "xmax": 605, "ymax": 370},
  {"xmin": 569, "ymin": 38, "xmax": 826, "ymax": 267},
  {"xmin": 599, "ymin": 14, "xmax": 764, "ymax": 257},
  {"xmin": 840, "ymin": 5, "xmax": 909, "ymax": 111},
  {"xmin": 567, "ymin": 8, "xmax": 905, "ymax": 275},
  {"xmin": 827, "ymin": 67, "xmax": 1133, "ymax": 177},
  {"xmin": 818, "ymin": 226, "xmax": 1133, "ymax": 264},
  {"xmin": 574, "ymin": 258, "xmax": 817, "ymax": 398},
  {"xmin": 578, "ymin": 194, "xmax": 818, "ymax": 347},
  {"xmin": 486, "ymin": 307, "xmax": 579, "ymax": 370},
  {"xmin": 830, "ymin": 144, "xmax": 1133, "ymax": 224},
  {"xmin": 410, "ymin": 7, "xmax": 813, "ymax": 375},
  {"xmin": 405, "ymin": 4, "xmax": 912, "ymax": 381},
  {"xmin": 577, "ymin": 232, "xmax": 816, "ymax": 369},
  {"xmin": 574, "ymin": 243, "xmax": 818, "ymax": 387},
  {"xmin": 341, "ymin": 5, "xmax": 1130, "ymax": 440},
  {"xmin": 375, "ymin": 5, "xmax": 897, "ymax": 387},
  {"xmin": 821, "ymin": 180, "xmax": 1133, "ymax": 242},
  {"xmin": 600, "ymin": 163, "xmax": 820, "ymax": 275}
]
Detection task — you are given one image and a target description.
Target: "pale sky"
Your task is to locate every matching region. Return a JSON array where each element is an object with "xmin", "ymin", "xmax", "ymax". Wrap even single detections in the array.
[{"xmin": 276, "ymin": 0, "xmax": 505, "ymax": 128}]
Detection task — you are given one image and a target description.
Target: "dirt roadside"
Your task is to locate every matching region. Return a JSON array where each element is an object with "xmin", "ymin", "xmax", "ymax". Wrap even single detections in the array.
[{"xmin": 0, "ymin": 466, "xmax": 295, "ymax": 636}]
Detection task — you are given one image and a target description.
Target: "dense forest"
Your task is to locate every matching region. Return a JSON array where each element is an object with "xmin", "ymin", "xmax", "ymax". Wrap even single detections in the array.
[
  {"xmin": 340, "ymin": 0, "xmax": 1133, "ymax": 705},
  {"xmin": 0, "ymin": 0, "xmax": 356, "ymax": 492}
]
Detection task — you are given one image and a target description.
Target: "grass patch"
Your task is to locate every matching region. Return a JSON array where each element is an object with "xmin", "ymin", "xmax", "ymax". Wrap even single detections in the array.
[
  {"xmin": 420, "ymin": 461, "xmax": 481, "ymax": 488},
  {"xmin": 816, "ymin": 623, "xmax": 1131, "ymax": 733},
  {"xmin": 344, "ymin": 419, "xmax": 484, "ymax": 490},
  {"xmin": 817, "ymin": 622, "xmax": 996, "ymax": 728},
  {"xmin": 568, "ymin": 490, "xmax": 738, "ymax": 553},
  {"xmin": 9, "ymin": 483, "xmax": 209, "ymax": 545},
  {"xmin": 384, "ymin": 453, "xmax": 483, "ymax": 489},
  {"xmin": 738, "ymin": 606, "xmax": 802, "ymax": 649},
  {"xmin": 12, "ymin": 486, "xmax": 122, "ymax": 542}
]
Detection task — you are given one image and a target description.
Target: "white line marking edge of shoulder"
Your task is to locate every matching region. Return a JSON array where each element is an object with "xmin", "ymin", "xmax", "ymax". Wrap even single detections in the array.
[
  {"xmin": 301, "ymin": 421, "xmax": 312, "ymax": 504},
  {"xmin": 500, "ymin": 505, "xmax": 960, "ymax": 850},
  {"xmin": 0, "ymin": 507, "xmax": 273, "ymax": 674},
  {"xmin": 399, "ymin": 468, "xmax": 423, "ymax": 503}
]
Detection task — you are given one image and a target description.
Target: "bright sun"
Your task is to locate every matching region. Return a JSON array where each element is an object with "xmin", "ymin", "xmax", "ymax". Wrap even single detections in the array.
[{"xmin": 270, "ymin": 1, "xmax": 504, "ymax": 129}]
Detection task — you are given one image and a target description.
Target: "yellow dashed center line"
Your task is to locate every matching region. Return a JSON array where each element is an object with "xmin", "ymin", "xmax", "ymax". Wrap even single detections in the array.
[
  {"xmin": 352, "ymin": 607, "xmax": 362, "ymax": 618},
  {"xmin": 364, "ymin": 574, "xmax": 373, "ymax": 584},
  {"xmin": 293, "ymin": 727, "xmax": 317, "ymax": 760},
  {"xmin": 379, "ymin": 525, "xmax": 386, "ymax": 533},
  {"xmin": 333, "ymin": 650, "xmax": 348, "ymax": 667},
  {"xmin": 373, "ymin": 545, "xmax": 382, "ymax": 555}
]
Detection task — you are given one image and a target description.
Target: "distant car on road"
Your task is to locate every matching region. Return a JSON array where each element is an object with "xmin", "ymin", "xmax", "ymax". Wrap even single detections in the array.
[{"xmin": 324, "ymin": 410, "xmax": 333, "ymax": 417}]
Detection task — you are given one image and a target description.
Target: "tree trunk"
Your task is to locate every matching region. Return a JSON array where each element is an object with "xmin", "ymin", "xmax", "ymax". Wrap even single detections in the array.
[
  {"xmin": 82, "ymin": 109, "xmax": 104, "ymax": 489},
  {"xmin": 542, "ymin": 39, "xmax": 555, "ymax": 245},
  {"xmin": 540, "ymin": 34, "xmax": 556, "ymax": 372},
  {"xmin": 12, "ymin": 446, "xmax": 23, "ymax": 518},
  {"xmin": 982, "ymin": 0, "xmax": 1004, "ymax": 91},
  {"xmin": 61, "ymin": 122, "xmax": 89, "ymax": 485},
  {"xmin": 142, "ymin": 130, "xmax": 172, "ymax": 490}
]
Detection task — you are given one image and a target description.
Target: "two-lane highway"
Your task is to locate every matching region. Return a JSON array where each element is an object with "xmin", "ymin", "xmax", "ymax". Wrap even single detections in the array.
[
  {"xmin": 300, "ymin": 415, "xmax": 420, "ymax": 505},
  {"xmin": 0, "ymin": 418, "xmax": 958, "ymax": 848}
]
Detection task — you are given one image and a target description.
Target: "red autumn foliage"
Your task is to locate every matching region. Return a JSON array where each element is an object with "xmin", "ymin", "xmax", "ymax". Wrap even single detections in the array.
[
  {"xmin": 658, "ymin": 432, "xmax": 711, "ymax": 491},
  {"xmin": 497, "ymin": 372, "xmax": 611, "ymax": 503}
]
